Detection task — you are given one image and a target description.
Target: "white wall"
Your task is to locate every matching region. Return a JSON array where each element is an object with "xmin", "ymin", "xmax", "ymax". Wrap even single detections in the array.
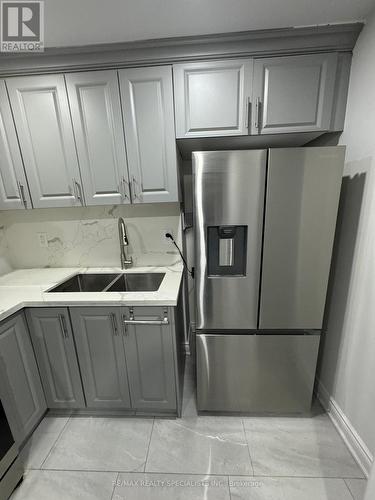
[
  {"xmin": 44, "ymin": 0, "xmax": 373, "ymax": 47},
  {"xmin": 318, "ymin": 10, "xmax": 375, "ymax": 460},
  {"xmin": 0, "ymin": 203, "xmax": 182, "ymax": 271}
]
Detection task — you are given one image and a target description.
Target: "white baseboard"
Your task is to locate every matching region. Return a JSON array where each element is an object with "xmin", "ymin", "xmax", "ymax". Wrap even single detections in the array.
[{"xmin": 316, "ymin": 379, "xmax": 373, "ymax": 478}]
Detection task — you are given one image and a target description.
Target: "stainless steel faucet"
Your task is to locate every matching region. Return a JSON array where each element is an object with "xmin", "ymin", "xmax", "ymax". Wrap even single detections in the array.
[{"xmin": 118, "ymin": 217, "xmax": 133, "ymax": 269}]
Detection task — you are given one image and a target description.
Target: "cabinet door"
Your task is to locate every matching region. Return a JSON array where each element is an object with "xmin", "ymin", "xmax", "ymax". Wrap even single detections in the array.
[
  {"xmin": 119, "ymin": 66, "xmax": 178, "ymax": 203},
  {"xmin": 259, "ymin": 147, "xmax": 345, "ymax": 329},
  {"xmin": 0, "ymin": 313, "xmax": 46, "ymax": 443},
  {"xmin": 0, "ymin": 80, "xmax": 31, "ymax": 210},
  {"xmin": 123, "ymin": 307, "xmax": 176, "ymax": 411},
  {"xmin": 6, "ymin": 74, "xmax": 83, "ymax": 208},
  {"xmin": 252, "ymin": 53, "xmax": 337, "ymax": 134},
  {"xmin": 26, "ymin": 308, "xmax": 85, "ymax": 409},
  {"xmin": 173, "ymin": 59, "xmax": 253, "ymax": 138},
  {"xmin": 65, "ymin": 71, "xmax": 131, "ymax": 206},
  {"xmin": 70, "ymin": 307, "xmax": 131, "ymax": 409}
]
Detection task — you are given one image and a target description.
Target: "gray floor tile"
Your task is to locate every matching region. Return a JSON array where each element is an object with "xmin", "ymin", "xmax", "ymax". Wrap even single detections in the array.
[
  {"xmin": 229, "ymin": 476, "xmax": 354, "ymax": 500},
  {"xmin": 112, "ymin": 473, "xmax": 230, "ymax": 499},
  {"xmin": 345, "ymin": 478, "xmax": 368, "ymax": 500},
  {"xmin": 32, "ymin": 416, "xmax": 70, "ymax": 434},
  {"xmin": 43, "ymin": 417, "xmax": 153, "ymax": 472},
  {"xmin": 243, "ymin": 415, "xmax": 364, "ymax": 478},
  {"xmin": 11, "ymin": 470, "xmax": 117, "ymax": 500},
  {"xmin": 19, "ymin": 417, "xmax": 69, "ymax": 469},
  {"xmin": 146, "ymin": 417, "xmax": 253, "ymax": 475}
]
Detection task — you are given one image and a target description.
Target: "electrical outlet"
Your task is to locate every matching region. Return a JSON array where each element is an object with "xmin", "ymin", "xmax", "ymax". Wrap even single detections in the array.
[
  {"xmin": 162, "ymin": 229, "xmax": 173, "ymax": 246},
  {"xmin": 37, "ymin": 232, "xmax": 48, "ymax": 248}
]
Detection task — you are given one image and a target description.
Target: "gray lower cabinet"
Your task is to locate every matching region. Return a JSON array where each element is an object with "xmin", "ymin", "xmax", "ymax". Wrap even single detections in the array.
[
  {"xmin": 70, "ymin": 307, "xmax": 131, "ymax": 409},
  {"xmin": 0, "ymin": 312, "xmax": 46, "ymax": 443},
  {"xmin": 0, "ymin": 304, "xmax": 181, "ymax": 421},
  {"xmin": 26, "ymin": 308, "xmax": 85, "ymax": 409},
  {"xmin": 123, "ymin": 307, "xmax": 177, "ymax": 411}
]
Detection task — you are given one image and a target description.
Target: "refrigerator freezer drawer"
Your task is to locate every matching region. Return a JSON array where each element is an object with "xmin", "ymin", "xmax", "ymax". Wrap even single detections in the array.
[{"xmin": 196, "ymin": 333, "xmax": 320, "ymax": 413}]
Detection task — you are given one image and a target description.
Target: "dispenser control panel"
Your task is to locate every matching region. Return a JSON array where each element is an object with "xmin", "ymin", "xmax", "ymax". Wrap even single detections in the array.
[{"xmin": 207, "ymin": 225, "xmax": 247, "ymax": 276}]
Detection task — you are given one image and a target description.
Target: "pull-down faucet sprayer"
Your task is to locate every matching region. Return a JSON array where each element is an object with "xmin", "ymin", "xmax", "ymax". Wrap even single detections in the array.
[{"xmin": 118, "ymin": 217, "xmax": 133, "ymax": 269}]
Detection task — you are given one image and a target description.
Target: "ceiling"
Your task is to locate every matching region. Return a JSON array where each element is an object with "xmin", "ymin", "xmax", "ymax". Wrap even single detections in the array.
[{"xmin": 44, "ymin": 0, "xmax": 374, "ymax": 47}]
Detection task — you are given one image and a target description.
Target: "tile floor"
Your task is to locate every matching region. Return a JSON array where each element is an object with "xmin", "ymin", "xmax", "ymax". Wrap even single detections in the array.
[{"xmin": 11, "ymin": 356, "xmax": 367, "ymax": 500}]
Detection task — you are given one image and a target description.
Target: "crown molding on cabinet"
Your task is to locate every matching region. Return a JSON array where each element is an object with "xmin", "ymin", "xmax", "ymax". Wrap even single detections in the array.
[{"xmin": 0, "ymin": 23, "xmax": 363, "ymax": 77}]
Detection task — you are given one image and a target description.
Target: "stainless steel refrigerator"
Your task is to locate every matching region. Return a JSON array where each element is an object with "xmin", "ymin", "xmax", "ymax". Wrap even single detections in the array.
[{"xmin": 193, "ymin": 147, "xmax": 345, "ymax": 413}]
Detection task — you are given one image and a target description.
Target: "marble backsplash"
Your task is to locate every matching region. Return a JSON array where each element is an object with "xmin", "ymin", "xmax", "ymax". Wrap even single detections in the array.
[{"xmin": 0, "ymin": 203, "xmax": 182, "ymax": 273}]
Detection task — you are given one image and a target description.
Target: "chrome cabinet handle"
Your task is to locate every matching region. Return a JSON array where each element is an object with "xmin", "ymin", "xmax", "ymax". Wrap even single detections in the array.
[
  {"xmin": 255, "ymin": 97, "xmax": 261, "ymax": 132},
  {"xmin": 122, "ymin": 314, "xmax": 128, "ymax": 336},
  {"xmin": 17, "ymin": 181, "xmax": 27, "ymax": 208},
  {"xmin": 59, "ymin": 314, "xmax": 69, "ymax": 338},
  {"xmin": 124, "ymin": 308, "xmax": 169, "ymax": 326},
  {"xmin": 132, "ymin": 176, "xmax": 143, "ymax": 201},
  {"xmin": 110, "ymin": 313, "xmax": 118, "ymax": 335},
  {"xmin": 124, "ymin": 319, "xmax": 169, "ymax": 326},
  {"xmin": 121, "ymin": 177, "xmax": 130, "ymax": 201},
  {"xmin": 73, "ymin": 178, "xmax": 83, "ymax": 205},
  {"xmin": 244, "ymin": 97, "xmax": 251, "ymax": 131},
  {"xmin": 132, "ymin": 176, "xmax": 138, "ymax": 200}
]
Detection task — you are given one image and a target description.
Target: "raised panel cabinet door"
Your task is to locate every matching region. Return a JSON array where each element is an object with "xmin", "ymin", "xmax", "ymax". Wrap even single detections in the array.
[
  {"xmin": 6, "ymin": 74, "xmax": 84, "ymax": 208},
  {"xmin": 65, "ymin": 71, "xmax": 131, "ymax": 206},
  {"xmin": 70, "ymin": 307, "xmax": 131, "ymax": 409},
  {"xmin": 252, "ymin": 53, "xmax": 338, "ymax": 134},
  {"xmin": 173, "ymin": 59, "xmax": 253, "ymax": 138},
  {"xmin": 26, "ymin": 308, "xmax": 85, "ymax": 409},
  {"xmin": 118, "ymin": 66, "xmax": 178, "ymax": 203},
  {"xmin": 0, "ymin": 80, "xmax": 31, "ymax": 210},
  {"xmin": 0, "ymin": 313, "xmax": 46, "ymax": 444},
  {"xmin": 123, "ymin": 307, "xmax": 176, "ymax": 411}
]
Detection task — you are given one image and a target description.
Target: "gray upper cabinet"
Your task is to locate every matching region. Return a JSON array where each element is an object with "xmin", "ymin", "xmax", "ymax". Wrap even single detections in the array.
[
  {"xmin": 0, "ymin": 312, "xmax": 46, "ymax": 444},
  {"xmin": 6, "ymin": 74, "xmax": 83, "ymax": 208},
  {"xmin": 252, "ymin": 53, "xmax": 338, "ymax": 134},
  {"xmin": 259, "ymin": 147, "xmax": 345, "ymax": 330},
  {"xmin": 0, "ymin": 80, "xmax": 31, "ymax": 210},
  {"xmin": 123, "ymin": 307, "xmax": 176, "ymax": 411},
  {"xmin": 70, "ymin": 307, "xmax": 131, "ymax": 409},
  {"xmin": 26, "ymin": 308, "xmax": 85, "ymax": 409},
  {"xmin": 173, "ymin": 59, "xmax": 253, "ymax": 138},
  {"xmin": 65, "ymin": 71, "xmax": 131, "ymax": 206},
  {"xmin": 119, "ymin": 66, "xmax": 178, "ymax": 203}
]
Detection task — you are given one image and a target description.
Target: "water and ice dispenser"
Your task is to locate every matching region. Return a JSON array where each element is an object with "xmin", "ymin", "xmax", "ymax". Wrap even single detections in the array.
[{"xmin": 207, "ymin": 225, "xmax": 247, "ymax": 276}]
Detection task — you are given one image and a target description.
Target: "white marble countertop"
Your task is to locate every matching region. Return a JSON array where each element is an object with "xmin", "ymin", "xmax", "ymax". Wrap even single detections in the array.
[{"xmin": 0, "ymin": 265, "xmax": 183, "ymax": 322}]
